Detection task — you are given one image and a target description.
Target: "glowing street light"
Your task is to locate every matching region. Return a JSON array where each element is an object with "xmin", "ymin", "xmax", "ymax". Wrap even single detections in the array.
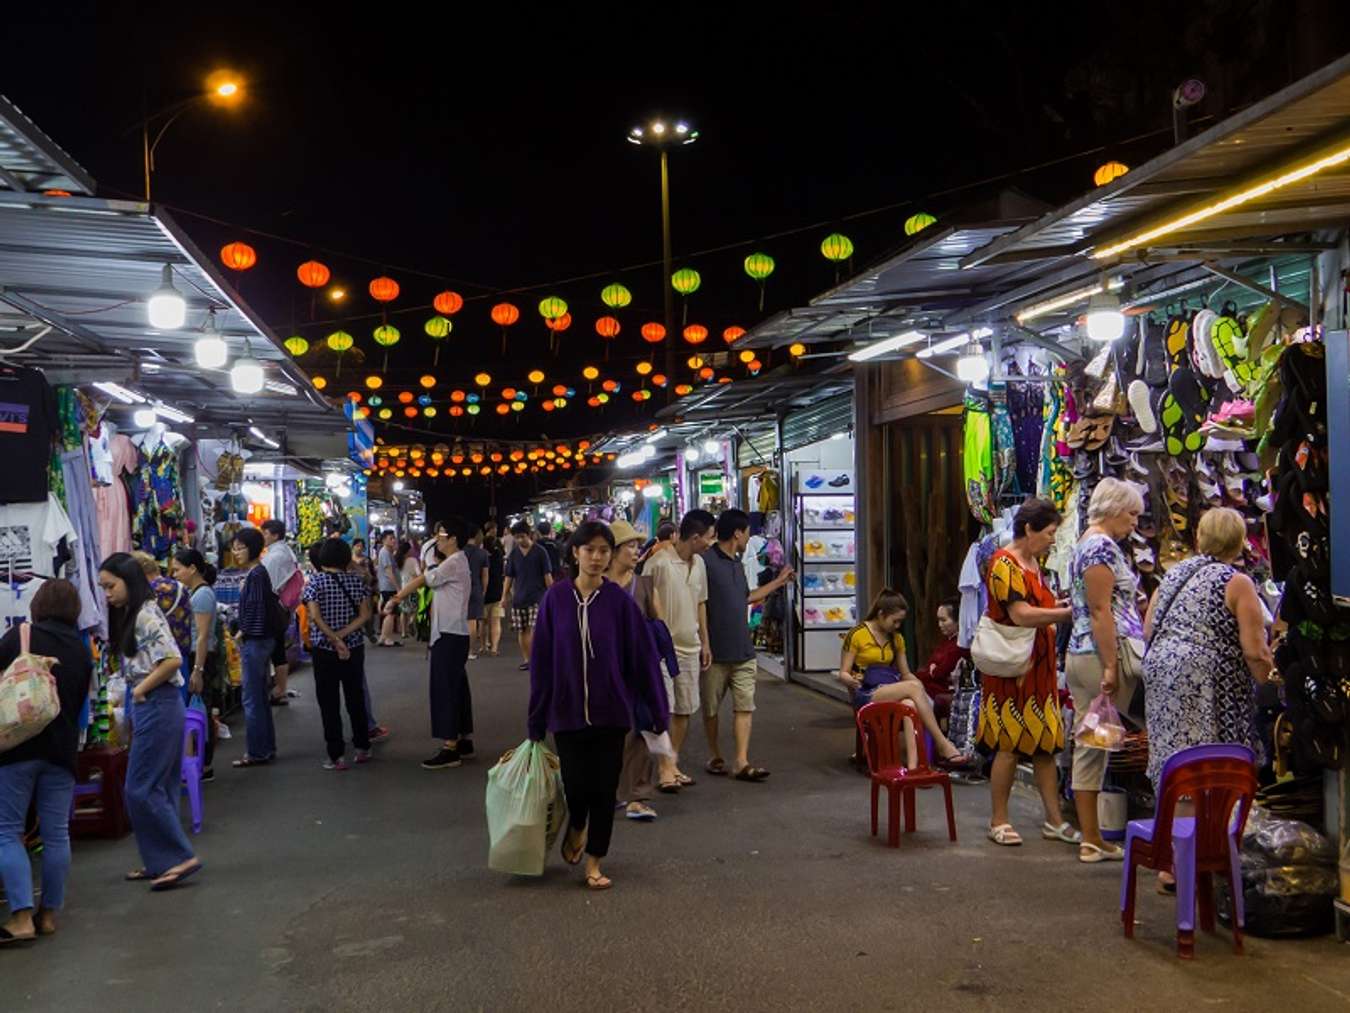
[{"xmin": 140, "ymin": 69, "xmax": 247, "ymax": 200}]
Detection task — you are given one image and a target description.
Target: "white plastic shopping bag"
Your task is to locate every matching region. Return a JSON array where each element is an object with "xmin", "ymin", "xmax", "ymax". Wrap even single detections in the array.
[{"xmin": 485, "ymin": 739, "xmax": 567, "ymax": 876}]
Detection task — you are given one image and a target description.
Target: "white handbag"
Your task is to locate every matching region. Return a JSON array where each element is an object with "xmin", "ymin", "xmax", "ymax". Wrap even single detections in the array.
[{"xmin": 969, "ymin": 614, "xmax": 1036, "ymax": 678}]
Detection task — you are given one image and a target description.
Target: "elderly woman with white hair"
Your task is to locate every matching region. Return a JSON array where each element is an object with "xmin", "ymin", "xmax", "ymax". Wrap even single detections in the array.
[{"xmin": 1066, "ymin": 477, "xmax": 1146, "ymax": 863}]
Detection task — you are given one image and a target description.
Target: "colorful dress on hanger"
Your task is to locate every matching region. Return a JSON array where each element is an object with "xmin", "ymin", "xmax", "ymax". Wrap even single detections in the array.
[
  {"xmin": 977, "ymin": 549, "xmax": 1065, "ymax": 756},
  {"xmin": 989, "ymin": 381, "xmax": 1020, "ymax": 501},
  {"xmin": 962, "ymin": 392, "xmax": 996, "ymax": 525},
  {"xmin": 94, "ymin": 434, "xmax": 137, "ymax": 557},
  {"xmin": 1006, "ymin": 369, "xmax": 1045, "ymax": 499}
]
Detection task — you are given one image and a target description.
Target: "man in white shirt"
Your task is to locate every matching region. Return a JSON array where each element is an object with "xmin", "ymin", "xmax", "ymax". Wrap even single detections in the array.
[
  {"xmin": 386, "ymin": 517, "xmax": 474, "ymax": 771},
  {"xmin": 260, "ymin": 520, "xmax": 299, "ymax": 704},
  {"xmin": 645, "ymin": 509, "xmax": 715, "ymax": 790}
]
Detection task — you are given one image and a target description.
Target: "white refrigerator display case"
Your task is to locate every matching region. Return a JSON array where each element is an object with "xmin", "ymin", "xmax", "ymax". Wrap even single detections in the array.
[{"xmin": 794, "ymin": 469, "xmax": 857, "ymax": 671}]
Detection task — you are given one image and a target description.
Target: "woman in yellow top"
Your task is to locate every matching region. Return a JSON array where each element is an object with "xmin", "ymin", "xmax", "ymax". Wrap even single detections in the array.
[{"xmin": 838, "ymin": 589, "xmax": 975, "ymax": 771}]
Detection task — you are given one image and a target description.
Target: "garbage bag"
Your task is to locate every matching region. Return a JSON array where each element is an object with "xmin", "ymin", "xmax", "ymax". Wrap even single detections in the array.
[
  {"xmin": 1240, "ymin": 806, "xmax": 1336, "ymax": 870},
  {"xmin": 485, "ymin": 740, "xmax": 567, "ymax": 876},
  {"xmin": 1217, "ymin": 865, "xmax": 1337, "ymax": 938}
]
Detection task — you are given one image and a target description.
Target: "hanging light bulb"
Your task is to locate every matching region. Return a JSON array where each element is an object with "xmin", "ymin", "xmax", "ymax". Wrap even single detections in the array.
[
  {"xmin": 956, "ymin": 340, "xmax": 990, "ymax": 383},
  {"xmin": 194, "ymin": 308, "xmax": 228, "ymax": 369},
  {"xmin": 230, "ymin": 338, "xmax": 265, "ymax": 394},
  {"xmin": 1085, "ymin": 289, "xmax": 1126, "ymax": 342},
  {"xmin": 133, "ymin": 406, "xmax": 157, "ymax": 428},
  {"xmin": 702, "ymin": 439, "xmax": 719, "ymax": 455},
  {"xmin": 683, "ymin": 447, "xmax": 699, "ymax": 463},
  {"xmin": 147, "ymin": 264, "xmax": 187, "ymax": 330}
]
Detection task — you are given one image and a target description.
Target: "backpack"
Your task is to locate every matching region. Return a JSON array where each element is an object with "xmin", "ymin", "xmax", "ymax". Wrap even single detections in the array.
[{"xmin": 0, "ymin": 623, "xmax": 62, "ymax": 753}]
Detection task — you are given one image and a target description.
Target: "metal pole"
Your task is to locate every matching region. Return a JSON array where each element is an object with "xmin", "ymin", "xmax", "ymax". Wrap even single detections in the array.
[
  {"xmin": 660, "ymin": 148, "xmax": 675, "ymax": 401},
  {"xmin": 143, "ymin": 121, "xmax": 151, "ymax": 201}
]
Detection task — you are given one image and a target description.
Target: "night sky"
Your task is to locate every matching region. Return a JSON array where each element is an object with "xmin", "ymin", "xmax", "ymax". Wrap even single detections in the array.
[{"xmin": 8, "ymin": 2, "xmax": 1348, "ymax": 518}]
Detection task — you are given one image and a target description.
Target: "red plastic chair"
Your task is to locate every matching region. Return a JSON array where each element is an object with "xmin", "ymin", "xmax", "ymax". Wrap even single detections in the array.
[
  {"xmin": 856, "ymin": 701, "xmax": 957, "ymax": 847},
  {"xmin": 1120, "ymin": 744, "xmax": 1256, "ymax": 959}
]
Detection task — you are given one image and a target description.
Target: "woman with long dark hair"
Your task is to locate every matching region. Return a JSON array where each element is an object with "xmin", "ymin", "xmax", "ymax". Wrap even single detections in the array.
[
  {"xmin": 232, "ymin": 528, "xmax": 278, "ymax": 768},
  {"xmin": 171, "ymin": 548, "xmax": 220, "ymax": 777},
  {"xmin": 528, "ymin": 521, "xmax": 669, "ymax": 890},
  {"xmin": 98, "ymin": 553, "xmax": 200, "ymax": 890}
]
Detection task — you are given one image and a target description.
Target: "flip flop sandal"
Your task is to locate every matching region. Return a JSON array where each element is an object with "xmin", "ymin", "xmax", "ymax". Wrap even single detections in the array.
[
  {"xmin": 0, "ymin": 927, "xmax": 36, "ymax": 945},
  {"xmin": 987, "ymin": 823, "xmax": 1023, "ymax": 846},
  {"xmin": 125, "ymin": 868, "xmax": 153, "ymax": 881},
  {"xmin": 1041, "ymin": 821, "xmax": 1083, "ymax": 844},
  {"xmin": 1159, "ymin": 393, "xmax": 1190, "ymax": 456},
  {"xmin": 1084, "ymin": 415, "xmax": 1114, "ymax": 451},
  {"xmin": 150, "ymin": 862, "xmax": 202, "ymax": 892},
  {"xmin": 1164, "ymin": 315, "xmax": 1189, "ymax": 372},
  {"xmin": 1168, "ymin": 366, "xmax": 1211, "ymax": 427},
  {"xmin": 1190, "ymin": 308, "xmax": 1220, "ymax": 378},
  {"xmin": 656, "ymin": 780, "xmax": 683, "ymax": 794},
  {"xmin": 705, "ymin": 758, "xmax": 728, "ymax": 776},
  {"xmin": 561, "ymin": 828, "xmax": 588, "ymax": 865},
  {"xmin": 1079, "ymin": 842, "xmax": 1125, "ymax": 863},
  {"xmin": 1133, "ymin": 545, "xmax": 1156, "ymax": 574},
  {"xmin": 733, "ymin": 765, "xmax": 770, "ymax": 782},
  {"xmin": 1065, "ymin": 417, "xmax": 1092, "ymax": 450},
  {"xmin": 585, "ymin": 874, "xmax": 613, "ymax": 891},
  {"xmin": 231, "ymin": 756, "xmax": 272, "ymax": 768},
  {"xmin": 1143, "ymin": 319, "xmax": 1170, "ymax": 387},
  {"xmin": 675, "ymin": 772, "xmax": 696, "ymax": 787},
  {"xmin": 936, "ymin": 752, "xmax": 979, "ymax": 772},
  {"xmin": 625, "ymin": 804, "xmax": 658, "ymax": 822},
  {"xmin": 1103, "ymin": 436, "xmax": 1129, "ymax": 468}
]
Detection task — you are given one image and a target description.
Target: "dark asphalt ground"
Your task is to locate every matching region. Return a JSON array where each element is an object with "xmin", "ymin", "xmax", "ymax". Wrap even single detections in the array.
[{"xmin": 9, "ymin": 647, "xmax": 1350, "ymax": 1012}]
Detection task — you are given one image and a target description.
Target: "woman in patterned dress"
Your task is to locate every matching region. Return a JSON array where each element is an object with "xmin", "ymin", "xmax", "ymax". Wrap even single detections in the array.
[
  {"xmin": 1143, "ymin": 507, "xmax": 1273, "ymax": 790},
  {"xmin": 981, "ymin": 499, "xmax": 1077, "ymax": 848}
]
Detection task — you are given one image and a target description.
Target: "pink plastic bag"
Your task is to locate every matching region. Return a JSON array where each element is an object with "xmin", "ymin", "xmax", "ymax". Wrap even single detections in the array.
[{"xmin": 1074, "ymin": 692, "xmax": 1125, "ymax": 752}]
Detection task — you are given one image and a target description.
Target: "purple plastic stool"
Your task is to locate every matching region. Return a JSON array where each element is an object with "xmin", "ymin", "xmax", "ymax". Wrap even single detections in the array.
[
  {"xmin": 1119, "ymin": 743, "xmax": 1256, "ymax": 959},
  {"xmin": 181, "ymin": 706, "xmax": 208, "ymax": 834}
]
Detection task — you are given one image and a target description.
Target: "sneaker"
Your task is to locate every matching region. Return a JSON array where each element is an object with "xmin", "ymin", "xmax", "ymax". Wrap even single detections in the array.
[
  {"xmin": 322, "ymin": 758, "xmax": 350, "ymax": 771},
  {"xmin": 201, "ymin": 767, "xmax": 215, "ymax": 783},
  {"xmin": 468, "ymin": 652, "xmax": 479, "ymax": 661},
  {"xmin": 368, "ymin": 725, "xmax": 390, "ymax": 743},
  {"xmin": 354, "ymin": 750, "xmax": 372, "ymax": 765},
  {"xmin": 421, "ymin": 748, "xmax": 462, "ymax": 770},
  {"xmin": 458, "ymin": 739, "xmax": 475, "ymax": 759},
  {"xmin": 517, "ymin": 662, "xmax": 529, "ymax": 671}
]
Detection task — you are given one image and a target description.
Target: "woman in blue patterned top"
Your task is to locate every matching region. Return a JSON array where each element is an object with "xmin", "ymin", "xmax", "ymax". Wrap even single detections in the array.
[
  {"xmin": 1066, "ymin": 478, "xmax": 1144, "ymax": 863},
  {"xmin": 232, "ymin": 528, "xmax": 278, "ymax": 768},
  {"xmin": 98, "ymin": 553, "xmax": 200, "ymax": 891},
  {"xmin": 302, "ymin": 538, "xmax": 374, "ymax": 770}
]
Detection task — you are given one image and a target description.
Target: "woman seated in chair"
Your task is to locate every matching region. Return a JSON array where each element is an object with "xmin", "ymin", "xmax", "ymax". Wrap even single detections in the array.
[{"xmin": 838, "ymin": 589, "xmax": 976, "ymax": 771}]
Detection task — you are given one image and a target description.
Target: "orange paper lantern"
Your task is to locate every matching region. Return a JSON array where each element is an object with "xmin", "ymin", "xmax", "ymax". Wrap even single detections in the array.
[
  {"xmin": 641, "ymin": 322, "xmax": 666, "ymax": 344},
  {"xmin": 369, "ymin": 276, "xmax": 400, "ymax": 302},
  {"xmin": 675, "ymin": 383, "xmax": 693, "ymax": 396},
  {"xmin": 433, "ymin": 290, "xmax": 464, "ymax": 315},
  {"xmin": 545, "ymin": 313, "xmax": 572, "ymax": 333},
  {"xmin": 682, "ymin": 324, "xmax": 708, "ymax": 345},
  {"xmin": 398, "ymin": 391, "xmax": 414, "ymax": 404},
  {"xmin": 297, "ymin": 260, "xmax": 330, "ymax": 288},
  {"xmin": 595, "ymin": 316, "xmax": 621, "ymax": 339},
  {"xmin": 723, "ymin": 326, "xmax": 746, "ymax": 344},
  {"xmin": 220, "ymin": 242, "xmax": 257, "ymax": 272},
  {"xmin": 651, "ymin": 373, "xmax": 668, "ymax": 387},
  {"xmin": 698, "ymin": 366, "xmax": 715, "ymax": 380},
  {"xmin": 491, "ymin": 303, "xmax": 520, "ymax": 327},
  {"xmin": 552, "ymin": 384, "xmax": 568, "ymax": 397}
]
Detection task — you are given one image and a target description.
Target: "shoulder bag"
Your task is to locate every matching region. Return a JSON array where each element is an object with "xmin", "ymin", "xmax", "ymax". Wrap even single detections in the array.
[
  {"xmin": 970, "ymin": 613, "xmax": 1037, "ymax": 678},
  {"xmin": 0, "ymin": 623, "xmax": 62, "ymax": 752}
]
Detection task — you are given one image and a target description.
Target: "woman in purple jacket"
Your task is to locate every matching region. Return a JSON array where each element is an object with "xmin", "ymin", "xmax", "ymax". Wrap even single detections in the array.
[{"xmin": 528, "ymin": 521, "xmax": 669, "ymax": 891}]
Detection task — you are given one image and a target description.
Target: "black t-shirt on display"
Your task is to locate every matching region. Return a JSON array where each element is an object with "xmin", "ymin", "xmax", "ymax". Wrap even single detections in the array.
[{"xmin": 0, "ymin": 366, "xmax": 58, "ymax": 505}]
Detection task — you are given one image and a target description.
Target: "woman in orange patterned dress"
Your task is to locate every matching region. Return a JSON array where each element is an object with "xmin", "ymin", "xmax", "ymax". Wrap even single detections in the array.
[{"xmin": 979, "ymin": 498, "xmax": 1078, "ymax": 848}]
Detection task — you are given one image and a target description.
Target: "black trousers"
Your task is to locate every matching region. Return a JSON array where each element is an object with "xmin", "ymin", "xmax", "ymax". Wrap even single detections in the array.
[
  {"xmin": 553, "ymin": 726, "xmax": 628, "ymax": 859},
  {"xmin": 429, "ymin": 634, "xmax": 473, "ymax": 741},
  {"xmin": 312, "ymin": 645, "xmax": 371, "ymax": 761}
]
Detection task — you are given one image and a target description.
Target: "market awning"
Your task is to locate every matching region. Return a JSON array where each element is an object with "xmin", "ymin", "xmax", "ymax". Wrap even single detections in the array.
[
  {"xmin": 0, "ymin": 191, "xmax": 338, "ymax": 438},
  {"xmin": 962, "ymin": 51, "xmax": 1350, "ymax": 269},
  {"xmin": 655, "ymin": 370, "xmax": 852, "ymax": 424},
  {"xmin": 0, "ymin": 94, "xmax": 95, "ymax": 195}
]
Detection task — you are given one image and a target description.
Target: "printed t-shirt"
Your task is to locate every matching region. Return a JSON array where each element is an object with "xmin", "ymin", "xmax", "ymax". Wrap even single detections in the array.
[{"xmin": 0, "ymin": 366, "xmax": 58, "ymax": 504}]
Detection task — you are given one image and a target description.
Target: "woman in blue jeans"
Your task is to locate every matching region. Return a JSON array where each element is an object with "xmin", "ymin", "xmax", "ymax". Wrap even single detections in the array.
[
  {"xmin": 0, "ymin": 580, "xmax": 91, "ymax": 943},
  {"xmin": 231, "ymin": 528, "xmax": 278, "ymax": 768},
  {"xmin": 99, "ymin": 554, "xmax": 201, "ymax": 891}
]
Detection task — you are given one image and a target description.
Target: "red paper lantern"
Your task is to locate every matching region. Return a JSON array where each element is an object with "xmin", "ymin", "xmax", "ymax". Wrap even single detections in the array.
[
  {"xmin": 699, "ymin": 366, "xmax": 715, "ymax": 380},
  {"xmin": 682, "ymin": 324, "xmax": 709, "ymax": 345},
  {"xmin": 675, "ymin": 383, "xmax": 693, "ymax": 396},
  {"xmin": 641, "ymin": 322, "xmax": 666, "ymax": 344},
  {"xmin": 651, "ymin": 373, "xmax": 668, "ymax": 387},
  {"xmin": 723, "ymin": 326, "xmax": 746, "ymax": 344},
  {"xmin": 220, "ymin": 242, "xmax": 257, "ymax": 272},
  {"xmin": 297, "ymin": 260, "xmax": 330, "ymax": 288},
  {"xmin": 545, "ymin": 312, "xmax": 572, "ymax": 333},
  {"xmin": 542, "ymin": 401, "xmax": 556, "ymax": 412},
  {"xmin": 602, "ymin": 379, "xmax": 619, "ymax": 393},
  {"xmin": 369, "ymin": 276, "xmax": 400, "ymax": 302},
  {"xmin": 491, "ymin": 303, "xmax": 520, "ymax": 327},
  {"xmin": 552, "ymin": 384, "xmax": 568, "ymax": 397},
  {"xmin": 587, "ymin": 396, "xmax": 601, "ymax": 407},
  {"xmin": 595, "ymin": 316, "xmax": 621, "ymax": 339},
  {"xmin": 433, "ymin": 290, "xmax": 464, "ymax": 316}
]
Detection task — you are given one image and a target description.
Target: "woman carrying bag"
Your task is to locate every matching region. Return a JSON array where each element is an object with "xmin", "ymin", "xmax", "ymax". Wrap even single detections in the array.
[{"xmin": 302, "ymin": 538, "xmax": 373, "ymax": 771}]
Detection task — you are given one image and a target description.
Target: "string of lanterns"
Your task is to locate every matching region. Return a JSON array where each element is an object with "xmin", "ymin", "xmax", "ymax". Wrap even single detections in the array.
[{"xmin": 371, "ymin": 438, "xmax": 614, "ymax": 480}]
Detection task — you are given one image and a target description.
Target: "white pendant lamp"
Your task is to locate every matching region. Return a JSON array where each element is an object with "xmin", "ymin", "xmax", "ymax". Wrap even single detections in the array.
[
  {"xmin": 146, "ymin": 265, "xmax": 187, "ymax": 330},
  {"xmin": 956, "ymin": 340, "xmax": 990, "ymax": 383},
  {"xmin": 195, "ymin": 309, "xmax": 228, "ymax": 369}
]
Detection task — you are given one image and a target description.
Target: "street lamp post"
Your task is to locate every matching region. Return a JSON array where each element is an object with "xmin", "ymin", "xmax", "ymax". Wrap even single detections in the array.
[
  {"xmin": 139, "ymin": 71, "xmax": 245, "ymax": 200},
  {"xmin": 628, "ymin": 118, "xmax": 699, "ymax": 400}
]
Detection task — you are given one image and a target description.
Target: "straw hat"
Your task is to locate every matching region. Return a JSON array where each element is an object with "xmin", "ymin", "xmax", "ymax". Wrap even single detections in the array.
[{"xmin": 609, "ymin": 520, "xmax": 642, "ymax": 547}]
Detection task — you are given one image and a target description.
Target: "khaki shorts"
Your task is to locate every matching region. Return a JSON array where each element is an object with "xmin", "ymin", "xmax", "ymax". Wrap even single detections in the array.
[
  {"xmin": 670, "ymin": 649, "xmax": 702, "ymax": 716},
  {"xmin": 485, "ymin": 603, "xmax": 504, "ymax": 618},
  {"xmin": 701, "ymin": 659, "xmax": 758, "ymax": 717},
  {"xmin": 1066, "ymin": 645, "xmax": 1141, "ymax": 792}
]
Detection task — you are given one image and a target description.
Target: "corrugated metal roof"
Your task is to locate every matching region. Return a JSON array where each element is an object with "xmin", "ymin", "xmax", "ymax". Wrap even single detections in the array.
[
  {"xmin": 0, "ymin": 94, "xmax": 95, "ymax": 195},
  {"xmin": 964, "ymin": 51, "xmax": 1350, "ymax": 267}
]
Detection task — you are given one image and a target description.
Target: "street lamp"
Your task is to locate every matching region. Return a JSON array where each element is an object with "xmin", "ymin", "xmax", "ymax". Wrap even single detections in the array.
[
  {"xmin": 627, "ymin": 116, "xmax": 699, "ymax": 398},
  {"xmin": 140, "ymin": 70, "xmax": 245, "ymax": 200}
]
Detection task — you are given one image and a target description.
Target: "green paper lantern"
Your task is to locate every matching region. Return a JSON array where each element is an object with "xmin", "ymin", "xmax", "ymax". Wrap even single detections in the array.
[
  {"xmin": 326, "ymin": 330, "xmax": 353, "ymax": 353},
  {"xmin": 601, "ymin": 283, "xmax": 632, "ymax": 309},
  {"xmin": 424, "ymin": 316, "xmax": 451, "ymax": 339},
  {"xmin": 671, "ymin": 268, "xmax": 701, "ymax": 296},
  {"xmin": 743, "ymin": 252, "xmax": 775, "ymax": 281},
  {"xmin": 373, "ymin": 324, "xmax": 401, "ymax": 347},
  {"xmin": 820, "ymin": 232, "xmax": 854, "ymax": 262},
  {"xmin": 905, "ymin": 212, "xmax": 936, "ymax": 236},
  {"xmin": 283, "ymin": 334, "xmax": 309, "ymax": 357},
  {"xmin": 538, "ymin": 296, "xmax": 568, "ymax": 320},
  {"xmin": 467, "ymin": 403, "xmax": 481, "ymax": 415},
  {"xmin": 368, "ymin": 395, "xmax": 383, "ymax": 407}
]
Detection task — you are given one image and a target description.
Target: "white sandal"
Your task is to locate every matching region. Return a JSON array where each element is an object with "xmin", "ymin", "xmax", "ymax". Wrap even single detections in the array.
[
  {"xmin": 987, "ymin": 823, "xmax": 1023, "ymax": 846},
  {"xmin": 1078, "ymin": 842, "xmax": 1124, "ymax": 863},
  {"xmin": 1042, "ymin": 821, "xmax": 1083, "ymax": 844}
]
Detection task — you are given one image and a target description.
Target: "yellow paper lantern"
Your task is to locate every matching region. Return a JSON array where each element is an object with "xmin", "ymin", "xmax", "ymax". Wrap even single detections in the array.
[
  {"xmin": 419, "ymin": 375, "xmax": 436, "ymax": 389},
  {"xmin": 312, "ymin": 376, "xmax": 328, "ymax": 390},
  {"xmin": 739, "ymin": 349, "xmax": 755, "ymax": 363},
  {"xmin": 365, "ymin": 375, "xmax": 383, "ymax": 389},
  {"xmin": 1093, "ymin": 161, "xmax": 1129, "ymax": 187},
  {"xmin": 474, "ymin": 372, "xmax": 492, "ymax": 387},
  {"xmin": 636, "ymin": 361, "xmax": 653, "ymax": 376},
  {"xmin": 582, "ymin": 366, "xmax": 600, "ymax": 381},
  {"xmin": 789, "ymin": 342, "xmax": 806, "ymax": 357},
  {"xmin": 528, "ymin": 369, "xmax": 546, "ymax": 384}
]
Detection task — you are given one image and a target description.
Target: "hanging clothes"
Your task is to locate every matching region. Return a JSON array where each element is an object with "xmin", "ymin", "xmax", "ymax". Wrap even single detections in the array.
[
  {"xmin": 94, "ymin": 432, "xmax": 137, "ymax": 557},
  {"xmin": 131, "ymin": 439, "xmax": 185, "ymax": 560},
  {"xmin": 60, "ymin": 448, "xmax": 107, "ymax": 636},
  {"xmin": 1005, "ymin": 371, "xmax": 1044, "ymax": 497},
  {"xmin": 0, "ymin": 365, "xmax": 58, "ymax": 505},
  {"xmin": 989, "ymin": 381, "xmax": 1020, "ymax": 501},
  {"xmin": 962, "ymin": 392, "xmax": 996, "ymax": 525},
  {"xmin": 757, "ymin": 471, "xmax": 780, "ymax": 512}
]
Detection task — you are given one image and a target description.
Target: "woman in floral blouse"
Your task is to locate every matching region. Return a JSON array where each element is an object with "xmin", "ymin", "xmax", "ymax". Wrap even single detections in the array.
[{"xmin": 98, "ymin": 553, "xmax": 200, "ymax": 891}]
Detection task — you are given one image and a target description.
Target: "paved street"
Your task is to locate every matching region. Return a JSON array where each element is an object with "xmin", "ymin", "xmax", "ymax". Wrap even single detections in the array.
[{"xmin": 10, "ymin": 647, "xmax": 1350, "ymax": 1012}]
